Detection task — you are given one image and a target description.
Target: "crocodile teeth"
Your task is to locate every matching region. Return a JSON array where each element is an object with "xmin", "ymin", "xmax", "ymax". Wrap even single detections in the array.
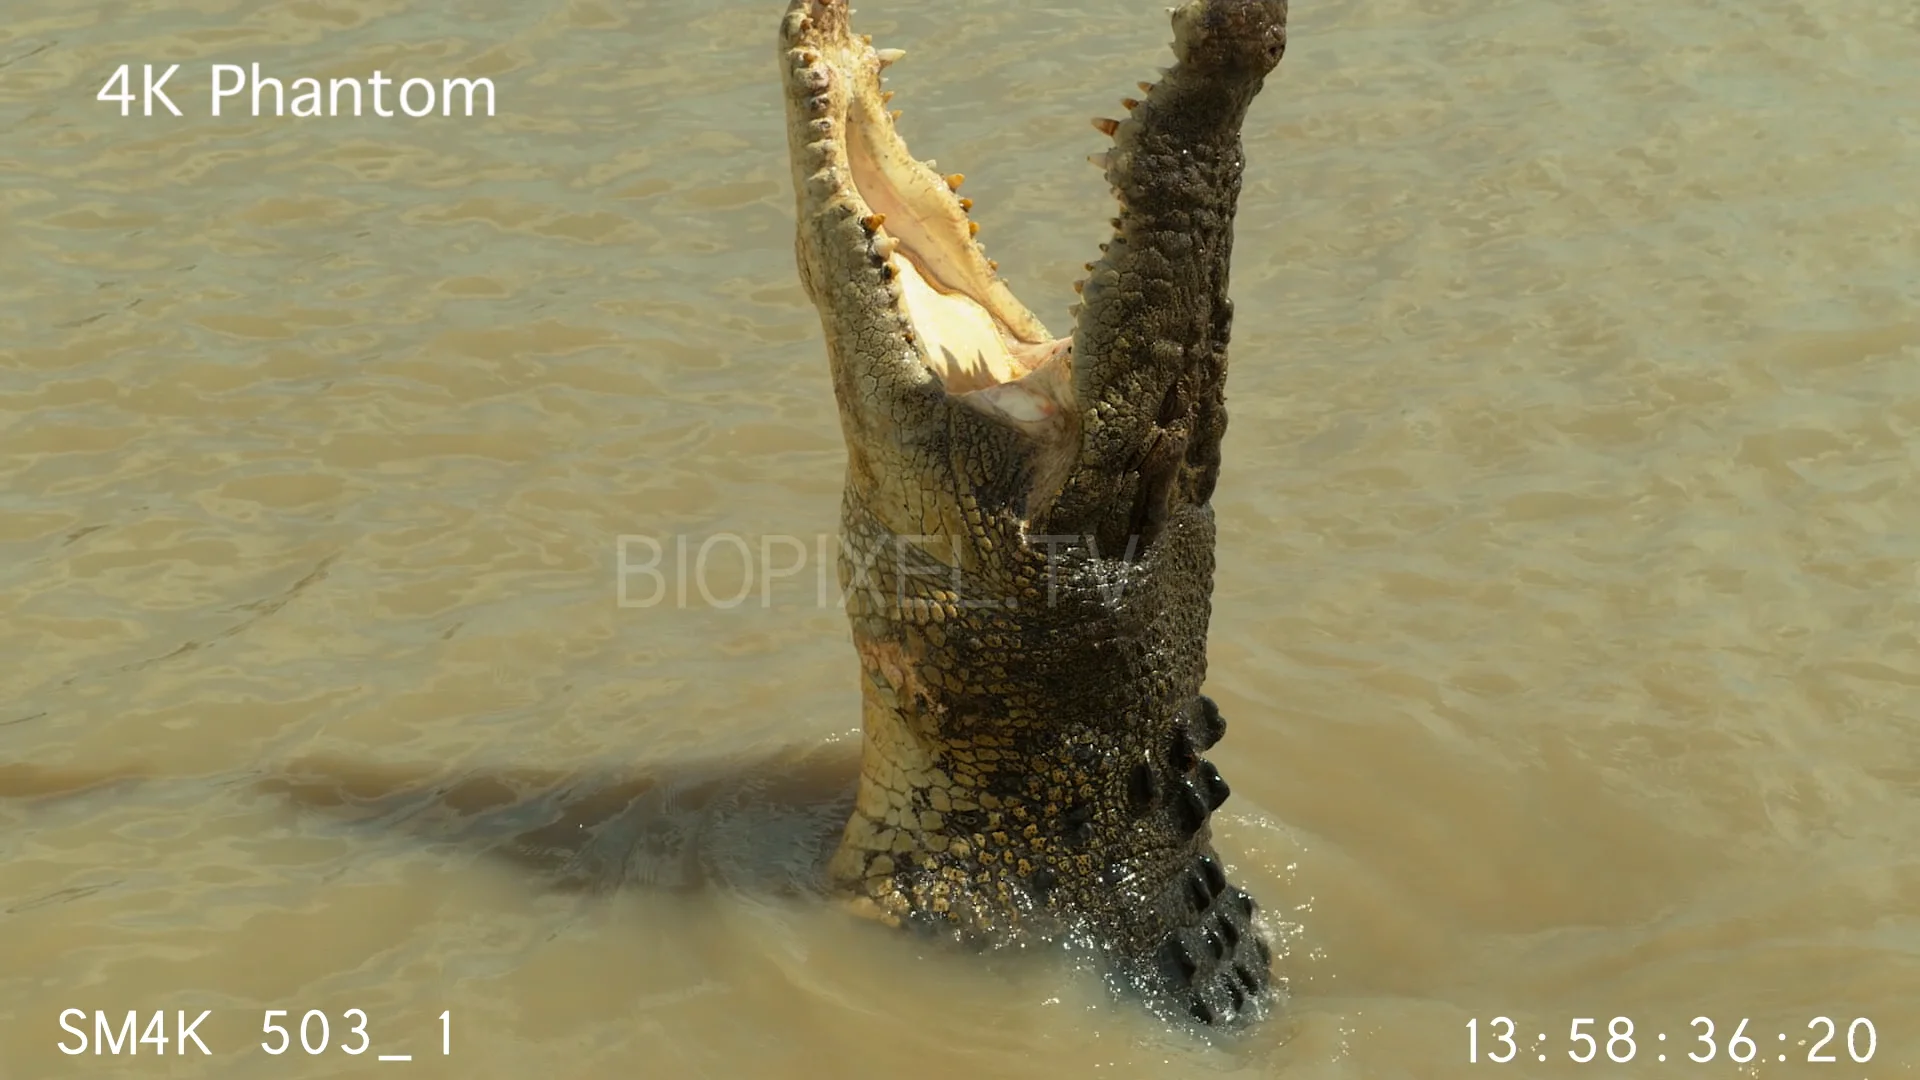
[
  {"xmin": 967, "ymin": 221, "xmax": 979, "ymax": 237},
  {"xmin": 1091, "ymin": 117, "xmax": 1120, "ymax": 137},
  {"xmin": 881, "ymin": 89, "xmax": 893, "ymax": 102},
  {"xmin": 1121, "ymin": 96, "xmax": 1141, "ymax": 111},
  {"xmin": 1087, "ymin": 150, "xmax": 1111, "ymax": 169},
  {"xmin": 874, "ymin": 235, "xmax": 899, "ymax": 259},
  {"xmin": 890, "ymin": 109, "xmax": 902, "ymax": 122},
  {"xmin": 1137, "ymin": 80, "xmax": 1154, "ymax": 94},
  {"xmin": 876, "ymin": 47, "xmax": 906, "ymax": 66},
  {"xmin": 945, "ymin": 172, "xmax": 965, "ymax": 191}
]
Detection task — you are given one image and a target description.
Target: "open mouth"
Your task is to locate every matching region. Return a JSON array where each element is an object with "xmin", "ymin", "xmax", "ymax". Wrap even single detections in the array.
[{"xmin": 781, "ymin": 1, "xmax": 1078, "ymax": 426}]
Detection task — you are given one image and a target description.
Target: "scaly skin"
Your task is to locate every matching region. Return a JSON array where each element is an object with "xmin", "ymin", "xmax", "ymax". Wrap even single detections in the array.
[{"xmin": 778, "ymin": 0, "xmax": 1287, "ymax": 1027}]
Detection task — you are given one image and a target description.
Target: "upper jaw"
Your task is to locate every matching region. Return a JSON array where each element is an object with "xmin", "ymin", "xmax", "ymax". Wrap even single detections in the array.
[
  {"xmin": 779, "ymin": 0, "xmax": 1077, "ymax": 445},
  {"xmin": 781, "ymin": 0, "xmax": 1287, "ymax": 549}
]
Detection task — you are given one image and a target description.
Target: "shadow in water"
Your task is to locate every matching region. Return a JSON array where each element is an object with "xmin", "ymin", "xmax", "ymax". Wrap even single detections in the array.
[{"xmin": 2, "ymin": 740, "xmax": 862, "ymax": 900}]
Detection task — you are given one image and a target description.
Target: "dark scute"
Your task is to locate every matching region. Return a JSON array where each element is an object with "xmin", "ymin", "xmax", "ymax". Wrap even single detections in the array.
[
  {"xmin": 1191, "ymin": 695, "xmax": 1226, "ymax": 750},
  {"xmin": 1255, "ymin": 936, "xmax": 1273, "ymax": 966},
  {"xmin": 1063, "ymin": 802, "xmax": 1094, "ymax": 847},
  {"xmin": 1199, "ymin": 760, "xmax": 1231, "ymax": 809},
  {"xmin": 1167, "ymin": 726, "xmax": 1198, "ymax": 772},
  {"xmin": 984, "ymin": 765, "xmax": 1030, "ymax": 800},
  {"xmin": 1225, "ymin": 976, "xmax": 1247, "ymax": 1012},
  {"xmin": 1156, "ymin": 381, "xmax": 1187, "ymax": 425},
  {"xmin": 1197, "ymin": 853, "xmax": 1226, "ymax": 896},
  {"xmin": 1216, "ymin": 911, "xmax": 1240, "ymax": 948},
  {"xmin": 1174, "ymin": 779, "xmax": 1209, "ymax": 834},
  {"xmin": 1185, "ymin": 869, "xmax": 1211, "ymax": 912},
  {"xmin": 1159, "ymin": 932, "xmax": 1199, "ymax": 982},
  {"xmin": 1127, "ymin": 759, "xmax": 1161, "ymax": 813},
  {"xmin": 1235, "ymin": 963, "xmax": 1263, "ymax": 994},
  {"xmin": 1202, "ymin": 926, "xmax": 1225, "ymax": 960},
  {"xmin": 1029, "ymin": 866, "xmax": 1059, "ymax": 899},
  {"xmin": 1189, "ymin": 996, "xmax": 1215, "ymax": 1025}
]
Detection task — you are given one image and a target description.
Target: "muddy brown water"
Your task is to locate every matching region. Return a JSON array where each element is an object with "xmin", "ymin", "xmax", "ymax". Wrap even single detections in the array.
[{"xmin": 3, "ymin": 0, "xmax": 1918, "ymax": 1076}]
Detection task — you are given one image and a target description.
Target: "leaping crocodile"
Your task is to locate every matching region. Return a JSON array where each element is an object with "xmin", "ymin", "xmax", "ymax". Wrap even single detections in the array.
[{"xmin": 779, "ymin": 0, "xmax": 1289, "ymax": 1027}]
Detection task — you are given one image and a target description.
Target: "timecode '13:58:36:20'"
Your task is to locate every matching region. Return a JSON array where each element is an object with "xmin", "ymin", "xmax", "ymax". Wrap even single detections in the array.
[{"xmin": 1466, "ymin": 1015, "xmax": 1879, "ymax": 1065}]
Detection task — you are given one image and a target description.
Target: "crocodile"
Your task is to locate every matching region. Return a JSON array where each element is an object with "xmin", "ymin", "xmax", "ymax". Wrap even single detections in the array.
[{"xmin": 779, "ymin": 0, "xmax": 1289, "ymax": 1027}]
